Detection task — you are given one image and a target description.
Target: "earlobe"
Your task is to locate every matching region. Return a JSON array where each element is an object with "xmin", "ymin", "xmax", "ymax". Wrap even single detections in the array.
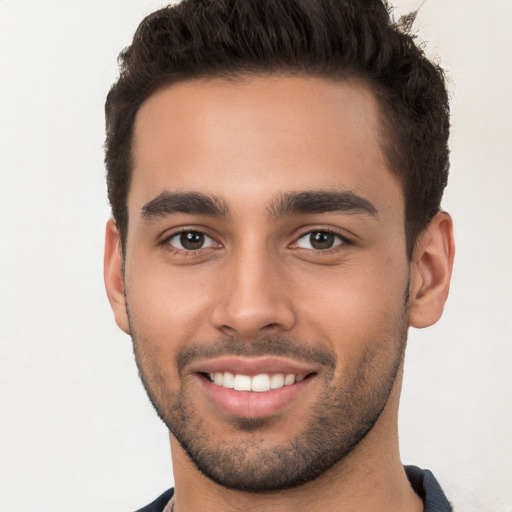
[
  {"xmin": 408, "ymin": 212, "xmax": 455, "ymax": 329},
  {"xmin": 104, "ymin": 218, "xmax": 131, "ymax": 334}
]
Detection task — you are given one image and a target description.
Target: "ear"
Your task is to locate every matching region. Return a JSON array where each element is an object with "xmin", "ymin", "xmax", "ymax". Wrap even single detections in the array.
[
  {"xmin": 104, "ymin": 218, "xmax": 130, "ymax": 334},
  {"xmin": 408, "ymin": 212, "xmax": 455, "ymax": 328}
]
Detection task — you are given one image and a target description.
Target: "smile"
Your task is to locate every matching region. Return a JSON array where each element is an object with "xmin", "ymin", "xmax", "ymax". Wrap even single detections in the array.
[
  {"xmin": 208, "ymin": 371, "xmax": 306, "ymax": 392},
  {"xmin": 192, "ymin": 357, "xmax": 318, "ymax": 419}
]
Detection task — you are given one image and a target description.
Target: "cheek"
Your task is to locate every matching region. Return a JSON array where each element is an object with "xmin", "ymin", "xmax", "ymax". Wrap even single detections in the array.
[
  {"xmin": 125, "ymin": 259, "xmax": 215, "ymax": 346},
  {"xmin": 293, "ymin": 256, "xmax": 408, "ymax": 353}
]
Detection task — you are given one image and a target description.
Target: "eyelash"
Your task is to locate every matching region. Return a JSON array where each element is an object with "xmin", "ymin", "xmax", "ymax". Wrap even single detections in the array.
[{"xmin": 159, "ymin": 227, "xmax": 352, "ymax": 255}]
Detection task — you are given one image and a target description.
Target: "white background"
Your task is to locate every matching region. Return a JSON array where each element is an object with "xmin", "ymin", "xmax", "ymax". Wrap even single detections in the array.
[{"xmin": 0, "ymin": 1, "xmax": 511, "ymax": 511}]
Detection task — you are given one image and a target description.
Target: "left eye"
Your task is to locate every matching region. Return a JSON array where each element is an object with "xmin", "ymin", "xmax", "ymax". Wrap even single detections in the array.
[
  {"xmin": 167, "ymin": 231, "xmax": 217, "ymax": 251},
  {"xmin": 296, "ymin": 231, "xmax": 344, "ymax": 250}
]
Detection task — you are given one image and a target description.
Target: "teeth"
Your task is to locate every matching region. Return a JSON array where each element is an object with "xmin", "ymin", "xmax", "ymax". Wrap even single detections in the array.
[
  {"xmin": 251, "ymin": 374, "xmax": 271, "ymax": 392},
  {"xmin": 209, "ymin": 372, "xmax": 306, "ymax": 391},
  {"xmin": 270, "ymin": 373, "xmax": 284, "ymax": 389},
  {"xmin": 233, "ymin": 374, "xmax": 252, "ymax": 391},
  {"xmin": 222, "ymin": 371, "xmax": 234, "ymax": 388},
  {"xmin": 284, "ymin": 374, "xmax": 296, "ymax": 386}
]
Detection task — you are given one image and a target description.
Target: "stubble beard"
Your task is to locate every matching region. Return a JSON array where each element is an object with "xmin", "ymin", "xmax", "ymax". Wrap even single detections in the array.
[{"xmin": 128, "ymin": 305, "xmax": 408, "ymax": 493}]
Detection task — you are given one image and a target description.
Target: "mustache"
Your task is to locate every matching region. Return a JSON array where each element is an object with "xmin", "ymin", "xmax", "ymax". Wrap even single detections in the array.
[{"xmin": 176, "ymin": 336, "xmax": 336, "ymax": 374}]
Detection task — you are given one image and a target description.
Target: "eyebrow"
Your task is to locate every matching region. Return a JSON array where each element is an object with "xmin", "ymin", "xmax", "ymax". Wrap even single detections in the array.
[
  {"xmin": 141, "ymin": 191, "xmax": 229, "ymax": 220},
  {"xmin": 140, "ymin": 189, "xmax": 377, "ymax": 222},
  {"xmin": 267, "ymin": 190, "xmax": 378, "ymax": 219}
]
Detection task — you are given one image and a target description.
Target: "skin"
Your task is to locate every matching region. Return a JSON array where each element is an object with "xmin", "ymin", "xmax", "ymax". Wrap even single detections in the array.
[{"xmin": 105, "ymin": 75, "xmax": 454, "ymax": 512}]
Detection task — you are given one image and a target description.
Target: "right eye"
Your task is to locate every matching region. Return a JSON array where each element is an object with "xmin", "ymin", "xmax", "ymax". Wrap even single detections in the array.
[
  {"xmin": 166, "ymin": 231, "xmax": 217, "ymax": 251},
  {"xmin": 295, "ymin": 230, "xmax": 346, "ymax": 251}
]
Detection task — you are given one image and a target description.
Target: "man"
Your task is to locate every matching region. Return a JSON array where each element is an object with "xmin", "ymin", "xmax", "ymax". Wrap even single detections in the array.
[{"xmin": 103, "ymin": 0, "xmax": 455, "ymax": 510}]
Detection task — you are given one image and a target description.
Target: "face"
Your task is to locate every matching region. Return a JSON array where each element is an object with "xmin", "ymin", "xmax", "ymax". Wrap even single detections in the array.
[{"xmin": 116, "ymin": 76, "xmax": 411, "ymax": 491}]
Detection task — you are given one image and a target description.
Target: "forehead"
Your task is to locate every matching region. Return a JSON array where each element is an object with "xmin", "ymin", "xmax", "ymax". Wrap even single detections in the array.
[{"xmin": 130, "ymin": 75, "xmax": 401, "ymax": 214}]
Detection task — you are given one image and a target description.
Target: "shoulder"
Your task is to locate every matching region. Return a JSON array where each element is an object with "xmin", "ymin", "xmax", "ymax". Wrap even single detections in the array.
[
  {"xmin": 134, "ymin": 488, "xmax": 174, "ymax": 512},
  {"xmin": 405, "ymin": 465, "xmax": 453, "ymax": 512}
]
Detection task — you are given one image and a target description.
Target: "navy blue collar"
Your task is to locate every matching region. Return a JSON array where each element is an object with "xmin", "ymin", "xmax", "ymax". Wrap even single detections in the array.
[{"xmin": 405, "ymin": 465, "xmax": 452, "ymax": 511}]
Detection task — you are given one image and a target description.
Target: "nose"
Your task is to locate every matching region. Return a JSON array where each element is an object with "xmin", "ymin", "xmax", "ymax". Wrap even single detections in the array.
[{"xmin": 210, "ymin": 246, "xmax": 296, "ymax": 339}]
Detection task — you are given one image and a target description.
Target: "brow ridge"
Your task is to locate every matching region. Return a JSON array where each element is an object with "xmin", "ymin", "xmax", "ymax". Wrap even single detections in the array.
[
  {"xmin": 267, "ymin": 190, "xmax": 378, "ymax": 219},
  {"xmin": 141, "ymin": 191, "xmax": 229, "ymax": 219}
]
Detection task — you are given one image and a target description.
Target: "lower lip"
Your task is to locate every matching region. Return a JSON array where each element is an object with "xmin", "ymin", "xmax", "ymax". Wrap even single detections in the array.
[{"xmin": 198, "ymin": 375, "xmax": 312, "ymax": 419}]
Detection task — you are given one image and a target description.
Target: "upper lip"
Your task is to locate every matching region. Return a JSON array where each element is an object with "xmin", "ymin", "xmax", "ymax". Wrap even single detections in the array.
[{"xmin": 188, "ymin": 356, "xmax": 318, "ymax": 376}]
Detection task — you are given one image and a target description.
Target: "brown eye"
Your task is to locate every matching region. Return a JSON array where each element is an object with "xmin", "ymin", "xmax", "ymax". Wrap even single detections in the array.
[
  {"xmin": 297, "ymin": 231, "xmax": 343, "ymax": 250},
  {"xmin": 167, "ymin": 231, "xmax": 215, "ymax": 251},
  {"xmin": 180, "ymin": 232, "xmax": 204, "ymax": 250}
]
